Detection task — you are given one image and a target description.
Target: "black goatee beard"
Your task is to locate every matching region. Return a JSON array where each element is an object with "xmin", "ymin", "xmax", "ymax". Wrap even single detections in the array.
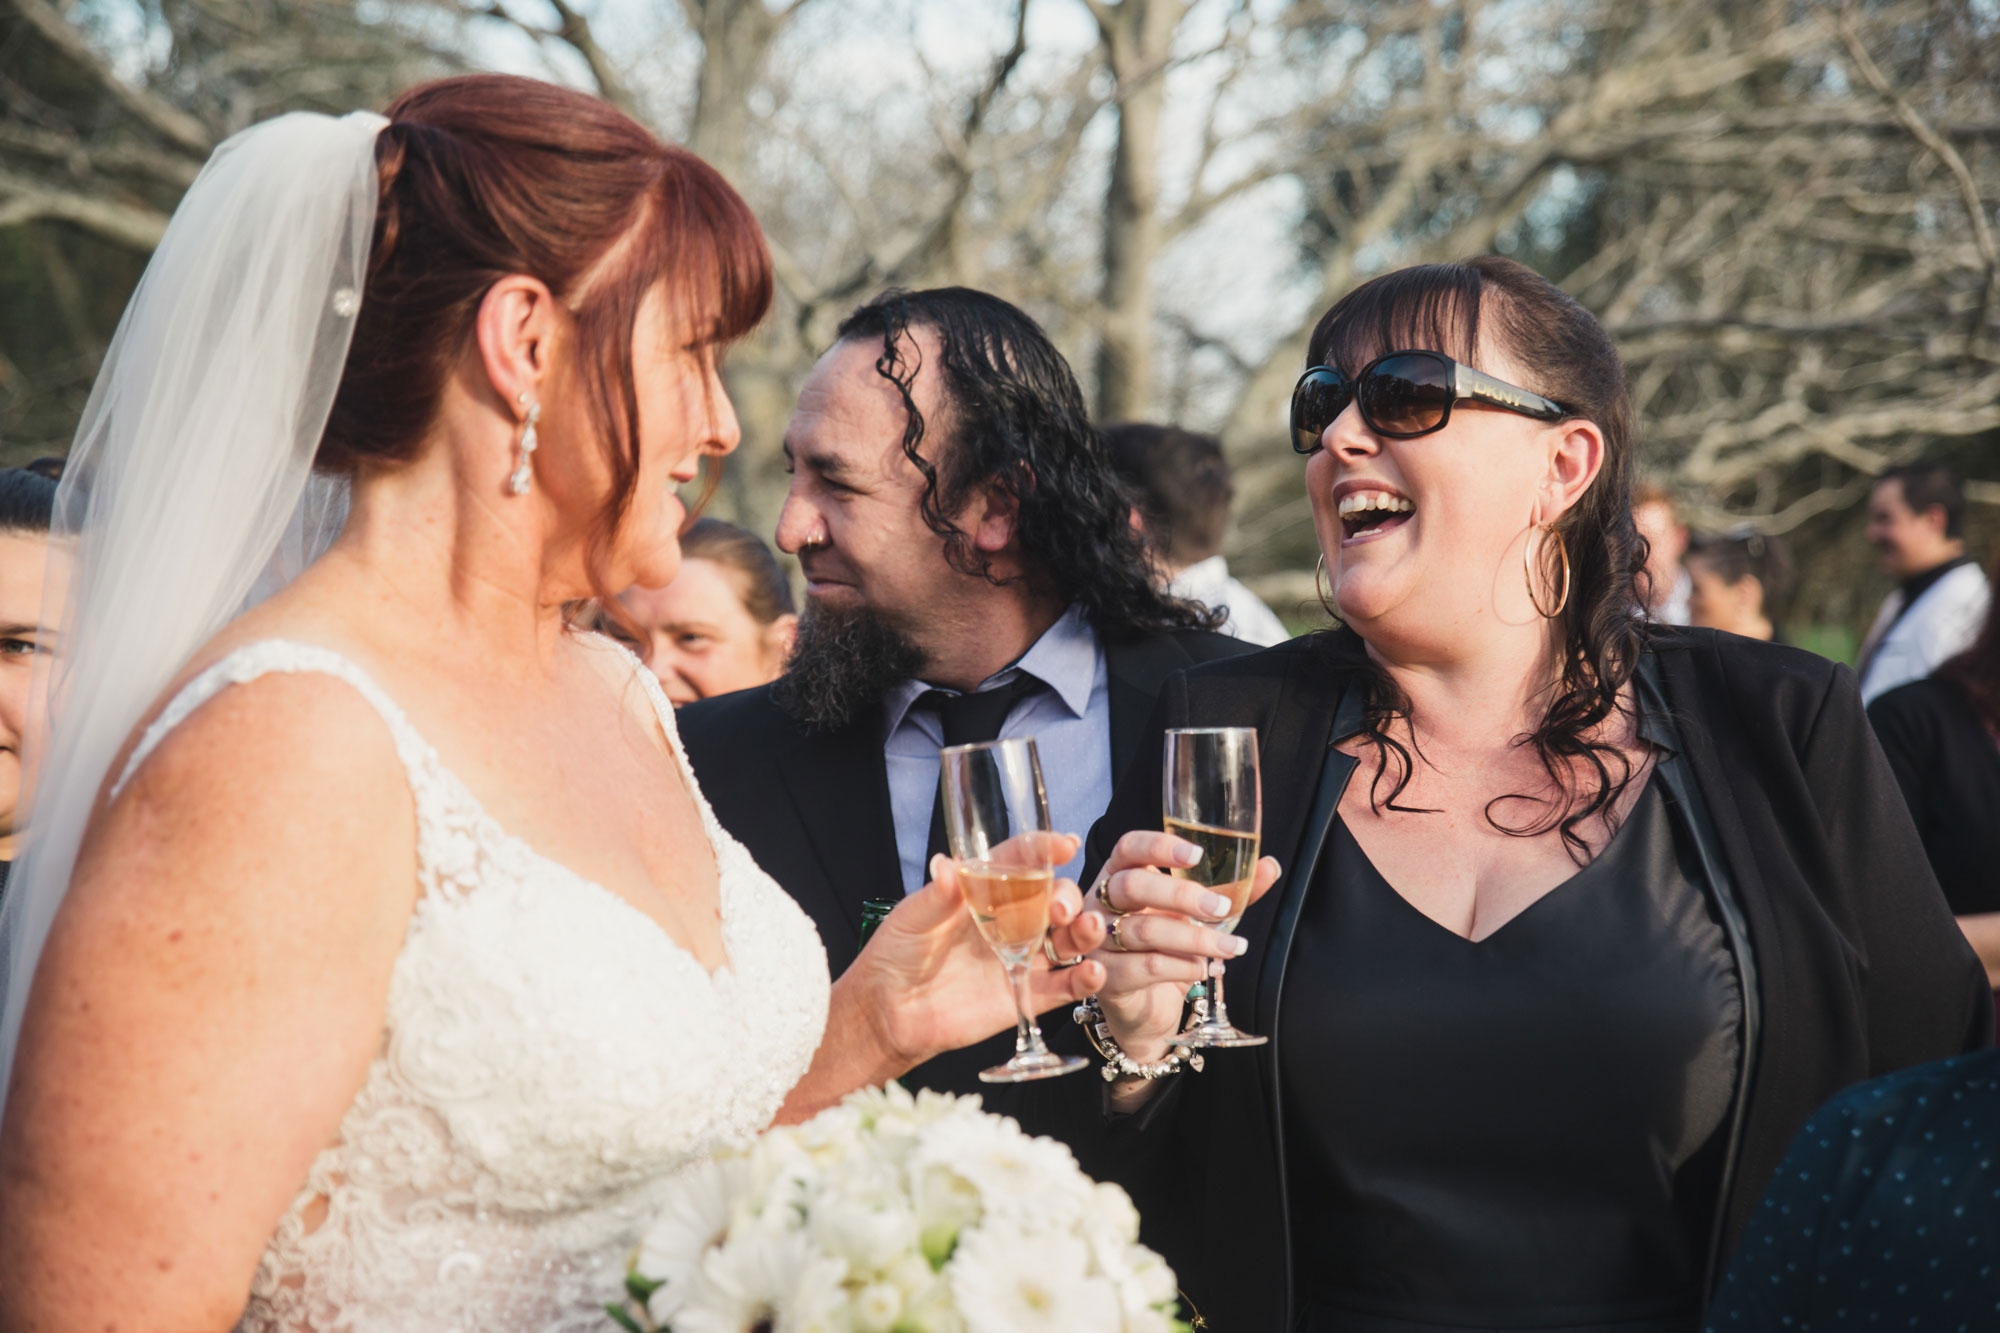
[{"xmin": 772, "ymin": 599, "xmax": 929, "ymax": 732}]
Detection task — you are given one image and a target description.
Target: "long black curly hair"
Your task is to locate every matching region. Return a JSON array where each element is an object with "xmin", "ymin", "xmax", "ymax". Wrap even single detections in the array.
[
  {"xmin": 1307, "ymin": 256, "xmax": 1652, "ymax": 862},
  {"xmin": 834, "ymin": 288, "xmax": 1217, "ymax": 639}
]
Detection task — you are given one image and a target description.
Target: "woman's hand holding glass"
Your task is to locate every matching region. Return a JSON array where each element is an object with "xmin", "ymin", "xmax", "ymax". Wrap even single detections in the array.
[
  {"xmin": 851, "ymin": 836, "xmax": 1108, "ymax": 1072},
  {"xmin": 1087, "ymin": 830, "xmax": 1282, "ymax": 1066}
]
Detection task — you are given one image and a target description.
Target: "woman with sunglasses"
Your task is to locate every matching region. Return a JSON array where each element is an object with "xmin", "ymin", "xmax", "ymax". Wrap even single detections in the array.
[{"xmin": 1052, "ymin": 256, "xmax": 1989, "ymax": 1333}]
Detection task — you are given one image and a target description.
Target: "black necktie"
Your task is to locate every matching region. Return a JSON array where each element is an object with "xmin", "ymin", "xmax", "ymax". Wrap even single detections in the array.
[{"xmin": 915, "ymin": 672, "xmax": 1043, "ymax": 871}]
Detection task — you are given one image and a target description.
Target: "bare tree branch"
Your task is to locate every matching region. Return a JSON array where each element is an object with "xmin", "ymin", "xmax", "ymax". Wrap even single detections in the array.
[
  {"xmin": 5, "ymin": 0, "xmax": 213, "ymax": 154},
  {"xmin": 0, "ymin": 172, "xmax": 167, "ymax": 249},
  {"xmin": 1836, "ymin": 12, "xmax": 1999, "ymax": 342}
]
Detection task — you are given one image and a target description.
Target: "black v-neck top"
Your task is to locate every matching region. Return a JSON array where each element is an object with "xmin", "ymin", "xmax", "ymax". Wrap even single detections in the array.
[{"xmin": 1282, "ymin": 773, "xmax": 1743, "ymax": 1333}]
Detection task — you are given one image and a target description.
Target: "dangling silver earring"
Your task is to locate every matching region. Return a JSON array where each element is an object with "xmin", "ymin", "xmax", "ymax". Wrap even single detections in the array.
[{"xmin": 508, "ymin": 395, "xmax": 540, "ymax": 496}]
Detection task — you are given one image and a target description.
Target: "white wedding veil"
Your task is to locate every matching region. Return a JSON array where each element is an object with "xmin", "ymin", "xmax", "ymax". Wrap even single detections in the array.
[{"xmin": 0, "ymin": 109, "xmax": 386, "ymax": 1110}]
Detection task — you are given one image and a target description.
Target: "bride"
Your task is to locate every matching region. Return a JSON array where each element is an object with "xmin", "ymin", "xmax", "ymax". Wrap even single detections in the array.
[{"xmin": 0, "ymin": 75, "xmax": 1107, "ymax": 1329}]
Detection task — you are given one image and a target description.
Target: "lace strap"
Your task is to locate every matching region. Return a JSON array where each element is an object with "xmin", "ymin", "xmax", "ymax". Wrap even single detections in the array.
[
  {"xmin": 601, "ymin": 637, "xmax": 720, "ymax": 837},
  {"xmin": 112, "ymin": 639, "xmax": 438, "ymax": 809}
]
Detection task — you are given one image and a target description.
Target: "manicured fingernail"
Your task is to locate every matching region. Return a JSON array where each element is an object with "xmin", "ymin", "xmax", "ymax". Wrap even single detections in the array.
[
  {"xmin": 1083, "ymin": 911, "xmax": 1105, "ymax": 931},
  {"xmin": 1226, "ymin": 934, "xmax": 1249, "ymax": 957},
  {"xmin": 1208, "ymin": 960, "xmax": 1225, "ymax": 977},
  {"xmin": 1201, "ymin": 893, "xmax": 1232, "ymax": 917},
  {"xmin": 929, "ymin": 854, "xmax": 946, "ymax": 879},
  {"xmin": 1177, "ymin": 845, "xmax": 1203, "ymax": 866}
]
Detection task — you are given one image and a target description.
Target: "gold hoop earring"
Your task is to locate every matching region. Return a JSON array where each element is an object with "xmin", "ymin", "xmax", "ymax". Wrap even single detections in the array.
[{"xmin": 1525, "ymin": 523, "xmax": 1571, "ymax": 619}]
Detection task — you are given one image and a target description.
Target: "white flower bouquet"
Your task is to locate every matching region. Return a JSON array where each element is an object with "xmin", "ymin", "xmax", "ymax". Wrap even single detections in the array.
[{"xmin": 611, "ymin": 1082, "xmax": 1188, "ymax": 1333}]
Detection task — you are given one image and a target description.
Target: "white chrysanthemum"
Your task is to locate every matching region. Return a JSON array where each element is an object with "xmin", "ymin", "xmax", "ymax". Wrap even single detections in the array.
[
  {"xmin": 745, "ymin": 1131, "xmax": 827, "ymax": 1226},
  {"xmin": 808, "ymin": 1157, "xmax": 920, "ymax": 1274},
  {"xmin": 948, "ymin": 1222, "xmax": 1121, "ymax": 1333},
  {"xmin": 780, "ymin": 1253, "xmax": 854, "ymax": 1333},
  {"xmin": 850, "ymin": 1280, "xmax": 903, "ymax": 1333},
  {"xmin": 675, "ymin": 1222, "xmax": 850, "ymax": 1333},
  {"xmin": 912, "ymin": 1114, "xmax": 1090, "ymax": 1226},
  {"xmin": 1111, "ymin": 1246, "xmax": 1179, "ymax": 1330},
  {"xmin": 911, "ymin": 1162, "xmax": 983, "ymax": 1265},
  {"xmin": 900, "ymin": 1272, "xmax": 969, "ymax": 1333},
  {"xmin": 638, "ymin": 1155, "xmax": 750, "ymax": 1323}
]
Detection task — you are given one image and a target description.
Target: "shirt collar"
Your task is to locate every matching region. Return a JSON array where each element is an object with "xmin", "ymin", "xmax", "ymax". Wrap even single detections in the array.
[
  {"xmin": 1900, "ymin": 553, "xmax": 1975, "ymax": 606},
  {"xmin": 879, "ymin": 604, "xmax": 1101, "ymax": 741},
  {"xmin": 1011, "ymin": 603, "xmax": 1099, "ymax": 719}
]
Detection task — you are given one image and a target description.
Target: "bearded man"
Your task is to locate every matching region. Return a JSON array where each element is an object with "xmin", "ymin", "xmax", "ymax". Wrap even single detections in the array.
[{"xmin": 677, "ymin": 287, "xmax": 1247, "ymax": 1096}]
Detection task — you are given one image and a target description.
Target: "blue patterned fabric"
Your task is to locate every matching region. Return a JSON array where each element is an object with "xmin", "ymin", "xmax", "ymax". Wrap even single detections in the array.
[{"xmin": 1706, "ymin": 1048, "xmax": 2000, "ymax": 1332}]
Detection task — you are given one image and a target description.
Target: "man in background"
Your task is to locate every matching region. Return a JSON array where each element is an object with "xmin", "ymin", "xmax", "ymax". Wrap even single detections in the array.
[
  {"xmin": 677, "ymin": 288, "xmax": 1247, "ymax": 1096},
  {"xmin": 1102, "ymin": 422, "xmax": 1288, "ymax": 647},
  {"xmin": 1632, "ymin": 480, "xmax": 1691, "ymax": 624},
  {"xmin": 1857, "ymin": 462, "xmax": 1990, "ymax": 703}
]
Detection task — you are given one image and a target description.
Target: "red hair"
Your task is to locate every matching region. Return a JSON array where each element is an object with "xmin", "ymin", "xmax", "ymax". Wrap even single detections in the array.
[{"xmin": 319, "ymin": 73, "xmax": 772, "ymax": 581}]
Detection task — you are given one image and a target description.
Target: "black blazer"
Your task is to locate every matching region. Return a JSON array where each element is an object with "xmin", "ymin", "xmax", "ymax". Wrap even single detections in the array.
[
  {"xmin": 1063, "ymin": 627, "xmax": 1992, "ymax": 1333},
  {"xmin": 676, "ymin": 624, "xmax": 1252, "ymax": 1094}
]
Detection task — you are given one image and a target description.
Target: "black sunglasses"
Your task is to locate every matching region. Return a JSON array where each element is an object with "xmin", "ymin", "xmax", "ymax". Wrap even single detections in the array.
[{"xmin": 1290, "ymin": 350, "xmax": 1566, "ymax": 455}]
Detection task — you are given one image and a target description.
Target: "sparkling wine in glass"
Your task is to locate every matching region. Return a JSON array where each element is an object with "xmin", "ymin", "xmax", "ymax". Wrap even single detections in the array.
[
  {"xmin": 1165, "ymin": 726, "xmax": 1266, "ymax": 1048},
  {"xmin": 939, "ymin": 737, "xmax": 1088, "ymax": 1083}
]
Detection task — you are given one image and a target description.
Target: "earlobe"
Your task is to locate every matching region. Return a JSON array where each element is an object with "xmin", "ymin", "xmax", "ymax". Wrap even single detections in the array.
[
  {"xmin": 970, "ymin": 482, "xmax": 1022, "ymax": 554},
  {"xmin": 1545, "ymin": 420, "xmax": 1606, "ymax": 517},
  {"xmin": 473, "ymin": 275, "xmax": 557, "ymax": 412},
  {"xmin": 769, "ymin": 614, "xmax": 799, "ymax": 665}
]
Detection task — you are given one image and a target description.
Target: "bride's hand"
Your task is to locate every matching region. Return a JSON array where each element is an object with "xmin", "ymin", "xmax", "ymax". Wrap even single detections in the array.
[
  {"xmin": 1089, "ymin": 830, "xmax": 1282, "ymax": 1064},
  {"xmin": 859, "ymin": 838, "xmax": 1108, "ymax": 1069}
]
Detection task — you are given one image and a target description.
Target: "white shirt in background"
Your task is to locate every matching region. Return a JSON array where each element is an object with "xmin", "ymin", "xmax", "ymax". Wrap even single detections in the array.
[
  {"xmin": 1168, "ymin": 555, "xmax": 1290, "ymax": 647},
  {"xmin": 1858, "ymin": 559, "xmax": 1990, "ymax": 704}
]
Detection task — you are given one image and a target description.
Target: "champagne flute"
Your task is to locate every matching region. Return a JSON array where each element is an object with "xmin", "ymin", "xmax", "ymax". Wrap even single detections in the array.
[
  {"xmin": 939, "ymin": 736, "xmax": 1088, "ymax": 1083},
  {"xmin": 1164, "ymin": 726, "xmax": 1266, "ymax": 1048}
]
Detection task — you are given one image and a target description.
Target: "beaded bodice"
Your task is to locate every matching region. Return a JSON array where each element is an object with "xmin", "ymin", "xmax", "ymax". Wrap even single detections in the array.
[{"xmin": 118, "ymin": 640, "xmax": 829, "ymax": 1331}]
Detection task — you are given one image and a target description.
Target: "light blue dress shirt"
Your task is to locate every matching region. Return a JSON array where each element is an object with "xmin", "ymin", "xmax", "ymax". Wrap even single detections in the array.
[{"xmin": 882, "ymin": 604, "xmax": 1110, "ymax": 895}]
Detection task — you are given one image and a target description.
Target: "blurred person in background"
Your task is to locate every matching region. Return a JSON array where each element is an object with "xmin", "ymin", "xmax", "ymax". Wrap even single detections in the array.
[
  {"xmin": 1683, "ymin": 529, "xmax": 1791, "ymax": 644},
  {"xmin": 611, "ymin": 517, "xmax": 796, "ymax": 705},
  {"xmin": 1102, "ymin": 421, "xmax": 1289, "ymax": 647},
  {"xmin": 1633, "ymin": 479, "xmax": 1690, "ymax": 624},
  {"xmin": 0, "ymin": 467, "xmax": 60, "ymax": 899},
  {"xmin": 1868, "ymin": 547, "xmax": 2000, "ymax": 991},
  {"xmin": 1857, "ymin": 462, "xmax": 1989, "ymax": 703}
]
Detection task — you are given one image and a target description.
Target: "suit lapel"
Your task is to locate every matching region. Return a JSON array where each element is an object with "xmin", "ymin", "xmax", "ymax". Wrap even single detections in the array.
[
  {"xmin": 1104, "ymin": 633, "xmax": 1197, "ymax": 778},
  {"xmin": 1233, "ymin": 655, "xmax": 1347, "ymax": 1038},
  {"xmin": 773, "ymin": 702, "xmax": 901, "ymax": 952}
]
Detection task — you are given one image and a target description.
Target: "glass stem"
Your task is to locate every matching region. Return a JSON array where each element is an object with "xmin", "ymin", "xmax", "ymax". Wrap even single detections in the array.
[
  {"xmin": 1005, "ymin": 958, "xmax": 1046, "ymax": 1056},
  {"xmin": 1207, "ymin": 962, "xmax": 1232, "ymax": 1030}
]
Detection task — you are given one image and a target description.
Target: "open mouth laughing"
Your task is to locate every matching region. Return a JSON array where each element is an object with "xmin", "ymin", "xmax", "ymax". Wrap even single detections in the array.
[{"xmin": 1337, "ymin": 487, "xmax": 1415, "ymax": 544}]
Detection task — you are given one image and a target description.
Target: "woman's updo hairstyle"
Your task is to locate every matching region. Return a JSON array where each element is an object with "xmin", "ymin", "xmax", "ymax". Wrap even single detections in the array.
[
  {"xmin": 319, "ymin": 73, "xmax": 772, "ymax": 595},
  {"xmin": 1307, "ymin": 256, "xmax": 1650, "ymax": 861}
]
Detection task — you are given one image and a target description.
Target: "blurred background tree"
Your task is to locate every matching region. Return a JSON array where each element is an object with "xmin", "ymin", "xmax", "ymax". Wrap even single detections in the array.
[{"xmin": 3, "ymin": 0, "xmax": 1994, "ymax": 652}]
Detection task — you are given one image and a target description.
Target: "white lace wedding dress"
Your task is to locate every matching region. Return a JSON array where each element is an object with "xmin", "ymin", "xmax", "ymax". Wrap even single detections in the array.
[{"xmin": 116, "ymin": 639, "xmax": 830, "ymax": 1332}]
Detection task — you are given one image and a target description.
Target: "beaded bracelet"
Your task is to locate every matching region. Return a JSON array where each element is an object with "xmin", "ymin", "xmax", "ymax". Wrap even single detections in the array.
[{"xmin": 1074, "ymin": 995, "xmax": 1204, "ymax": 1081}]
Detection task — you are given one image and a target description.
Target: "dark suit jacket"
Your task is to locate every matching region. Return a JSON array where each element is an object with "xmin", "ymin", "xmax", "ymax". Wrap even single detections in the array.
[
  {"xmin": 677, "ymin": 624, "xmax": 1253, "ymax": 1095},
  {"xmin": 1059, "ymin": 627, "xmax": 1991, "ymax": 1332}
]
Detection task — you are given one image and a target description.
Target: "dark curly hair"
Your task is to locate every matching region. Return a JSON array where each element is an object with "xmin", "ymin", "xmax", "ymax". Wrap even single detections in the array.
[
  {"xmin": 1307, "ymin": 256, "xmax": 1650, "ymax": 862},
  {"xmin": 834, "ymin": 288, "xmax": 1217, "ymax": 639},
  {"xmin": 1934, "ymin": 547, "xmax": 2000, "ymax": 734}
]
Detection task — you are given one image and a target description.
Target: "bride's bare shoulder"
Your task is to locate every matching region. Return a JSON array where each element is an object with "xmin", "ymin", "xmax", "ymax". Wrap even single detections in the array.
[{"xmin": 87, "ymin": 638, "xmax": 420, "ymax": 923}]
